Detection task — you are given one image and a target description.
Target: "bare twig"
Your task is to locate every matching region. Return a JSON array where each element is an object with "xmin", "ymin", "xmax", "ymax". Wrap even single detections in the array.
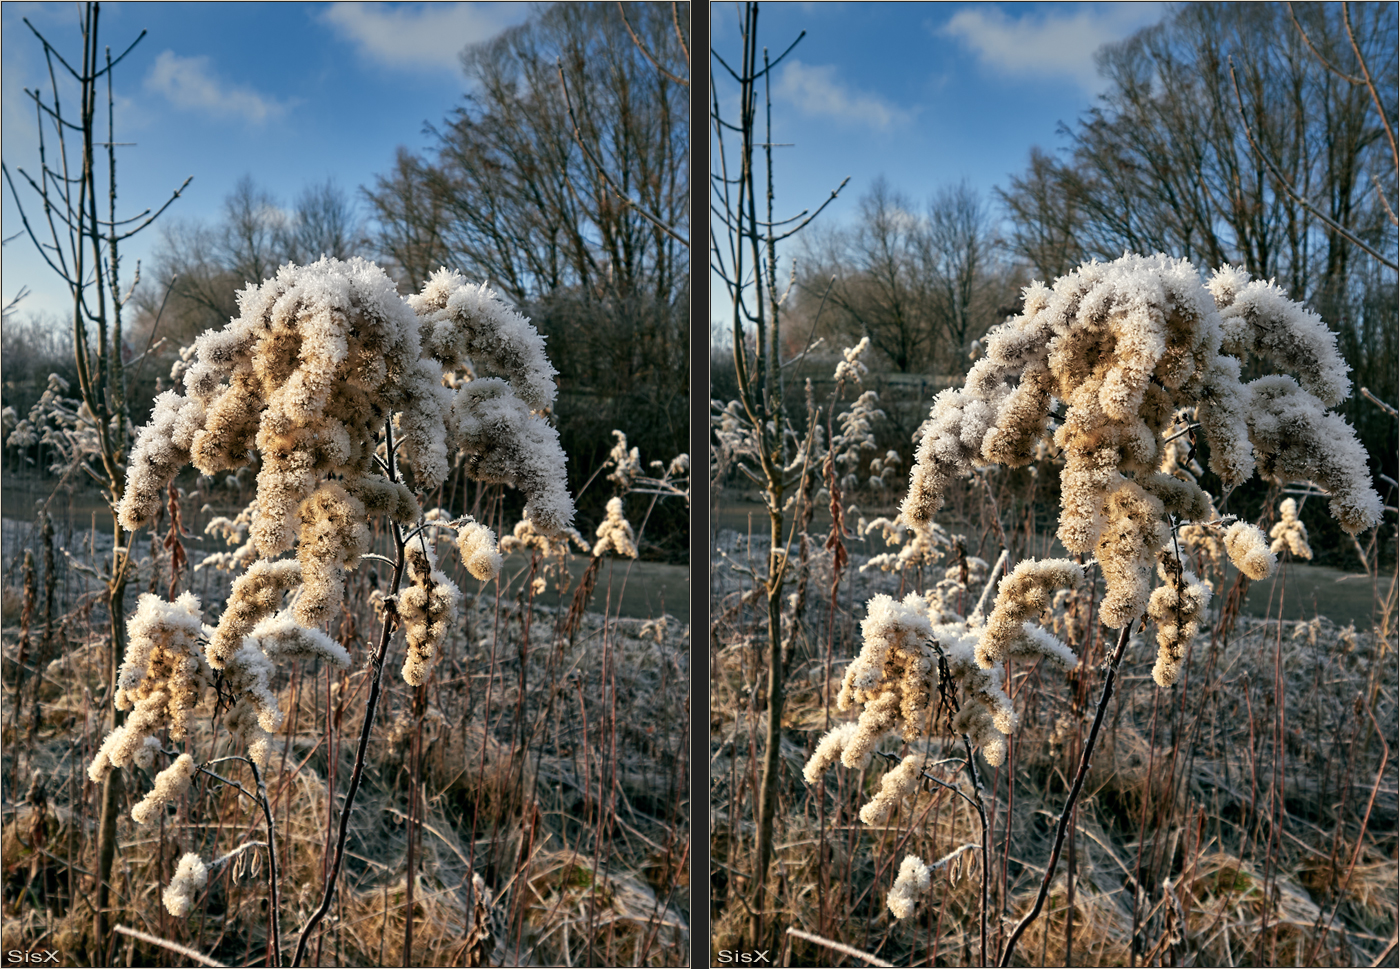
[
  {"xmin": 785, "ymin": 927, "xmax": 895, "ymax": 967},
  {"xmin": 113, "ymin": 925, "xmax": 227, "ymax": 968}
]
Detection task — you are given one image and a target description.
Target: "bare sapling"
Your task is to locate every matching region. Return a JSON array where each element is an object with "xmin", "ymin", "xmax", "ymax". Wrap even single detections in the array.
[
  {"xmin": 710, "ymin": 3, "xmax": 849, "ymax": 940},
  {"xmin": 98, "ymin": 256, "xmax": 573, "ymax": 966},
  {"xmin": 803, "ymin": 252, "xmax": 1383, "ymax": 963},
  {"xmin": 1, "ymin": 6, "xmax": 193, "ymax": 954}
]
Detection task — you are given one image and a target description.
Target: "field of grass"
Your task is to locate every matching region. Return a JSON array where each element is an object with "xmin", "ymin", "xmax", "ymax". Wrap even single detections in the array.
[
  {"xmin": 709, "ymin": 474, "xmax": 1397, "ymax": 968},
  {"xmin": 1, "ymin": 478, "xmax": 690, "ymax": 967}
]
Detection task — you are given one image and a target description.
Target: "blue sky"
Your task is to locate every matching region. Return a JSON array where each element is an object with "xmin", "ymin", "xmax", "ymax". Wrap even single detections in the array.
[
  {"xmin": 2, "ymin": 2, "xmax": 1171, "ymax": 339},
  {"xmin": 3, "ymin": 1, "xmax": 533, "ymax": 321},
  {"xmin": 709, "ymin": 1, "xmax": 1167, "ymax": 332}
]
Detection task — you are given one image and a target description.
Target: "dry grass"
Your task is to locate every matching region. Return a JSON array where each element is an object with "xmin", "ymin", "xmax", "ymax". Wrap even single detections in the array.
[
  {"xmin": 710, "ymin": 474, "xmax": 1398, "ymax": 968},
  {"xmin": 1, "ymin": 490, "xmax": 690, "ymax": 967}
]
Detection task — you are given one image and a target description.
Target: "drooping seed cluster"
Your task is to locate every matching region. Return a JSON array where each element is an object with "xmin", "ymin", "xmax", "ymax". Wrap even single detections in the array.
[
  {"xmin": 119, "ymin": 257, "xmax": 574, "ymax": 660},
  {"xmin": 807, "ymin": 585, "xmax": 1081, "ymax": 799},
  {"xmin": 975, "ymin": 559, "xmax": 1084, "ymax": 668},
  {"xmin": 409, "ymin": 268, "xmax": 572, "ymax": 534},
  {"xmin": 887, "ymin": 855, "xmax": 933, "ymax": 920},
  {"xmin": 1146, "ymin": 553, "xmax": 1213, "ymax": 687},
  {"xmin": 90, "ymin": 593, "xmax": 210, "ymax": 783},
  {"xmin": 163, "ymin": 852, "xmax": 208, "ymax": 917}
]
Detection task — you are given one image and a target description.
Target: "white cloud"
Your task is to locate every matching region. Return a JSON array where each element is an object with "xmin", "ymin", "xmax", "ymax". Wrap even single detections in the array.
[
  {"xmin": 938, "ymin": 3, "xmax": 1165, "ymax": 92},
  {"xmin": 319, "ymin": 2, "xmax": 520, "ymax": 74},
  {"xmin": 776, "ymin": 60, "xmax": 914, "ymax": 130},
  {"xmin": 145, "ymin": 51, "xmax": 290, "ymax": 123}
]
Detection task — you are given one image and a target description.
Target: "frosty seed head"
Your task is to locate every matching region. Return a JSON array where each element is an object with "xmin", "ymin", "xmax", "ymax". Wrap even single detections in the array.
[
  {"xmin": 1269, "ymin": 498, "xmax": 1312, "ymax": 559},
  {"xmin": 163, "ymin": 853, "xmax": 209, "ymax": 917},
  {"xmin": 592, "ymin": 497, "xmax": 639, "ymax": 559},
  {"xmin": 899, "ymin": 253, "xmax": 1378, "ymax": 632}
]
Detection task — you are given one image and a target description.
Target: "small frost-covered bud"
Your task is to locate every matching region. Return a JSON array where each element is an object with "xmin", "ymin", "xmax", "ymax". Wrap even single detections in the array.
[
  {"xmin": 1268, "ymin": 498, "xmax": 1312, "ymax": 560},
  {"xmin": 456, "ymin": 519, "xmax": 503, "ymax": 580},
  {"xmin": 131, "ymin": 754, "xmax": 196, "ymax": 825},
  {"xmin": 400, "ymin": 541, "xmax": 461, "ymax": 686},
  {"xmin": 859, "ymin": 754, "xmax": 924, "ymax": 825},
  {"xmin": 803, "ymin": 722, "xmax": 861, "ymax": 785},
  {"xmin": 592, "ymin": 497, "xmax": 638, "ymax": 558},
  {"xmin": 888, "ymin": 855, "xmax": 932, "ymax": 920},
  {"xmin": 1225, "ymin": 521, "xmax": 1276, "ymax": 580},
  {"xmin": 1147, "ymin": 555, "xmax": 1213, "ymax": 687},
  {"xmin": 163, "ymin": 853, "xmax": 208, "ymax": 917}
]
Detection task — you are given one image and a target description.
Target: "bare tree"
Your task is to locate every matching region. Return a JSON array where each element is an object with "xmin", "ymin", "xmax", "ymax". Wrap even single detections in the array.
[
  {"xmin": 925, "ymin": 180, "xmax": 1007, "ymax": 362},
  {"xmin": 802, "ymin": 178, "xmax": 938, "ymax": 372},
  {"xmin": 800, "ymin": 178, "xmax": 1012, "ymax": 376},
  {"xmin": 400, "ymin": 1, "xmax": 688, "ymax": 307},
  {"xmin": 283, "ymin": 178, "xmax": 365, "ymax": 264},
  {"xmin": 1, "ymin": 4, "xmax": 189, "ymax": 956},
  {"xmin": 362, "ymin": 147, "xmax": 450, "ymax": 291},
  {"xmin": 1000, "ymin": 4, "xmax": 1395, "ymax": 302},
  {"xmin": 136, "ymin": 177, "xmax": 368, "ymax": 355}
]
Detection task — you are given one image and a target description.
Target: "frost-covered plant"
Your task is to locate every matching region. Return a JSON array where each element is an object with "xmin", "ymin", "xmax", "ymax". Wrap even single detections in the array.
[
  {"xmin": 830, "ymin": 390, "xmax": 884, "ymax": 493},
  {"xmin": 1269, "ymin": 497, "xmax": 1313, "ymax": 559},
  {"xmin": 833, "ymin": 335, "xmax": 870, "ymax": 385},
  {"xmin": 104, "ymin": 256, "xmax": 575, "ymax": 954},
  {"xmin": 5, "ymin": 373, "xmax": 111, "ymax": 478},
  {"xmin": 859, "ymin": 515, "xmax": 952, "ymax": 575},
  {"xmin": 806, "ymin": 587, "xmax": 1077, "ymax": 785},
  {"xmin": 603, "ymin": 429, "xmax": 691, "ymax": 504},
  {"xmin": 163, "ymin": 853, "xmax": 208, "ymax": 918},
  {"xmin": 195, "ymin": 499, "xmax": 259, "ymax": 574},
  {"xmin": 498, "ymin": 518, "xmax": 590, "ymax": 595},
  {"xmin": 119, "ymin": 257, "xmax": 563, "ymax": 669},
  {"xmin": 902, "ymin": 253, "xmax": 1380, "ymax": 635},
  {"xmin": 593, "ymin": 496, "xmax": 639, "ymax": 559},
  {"xmin": 399, "ymin": 539, "xmax": 462, "ymax": 686},
  {"xmin": 816, "ymin": 253, "xmax": 1383, "ymax": 936}
]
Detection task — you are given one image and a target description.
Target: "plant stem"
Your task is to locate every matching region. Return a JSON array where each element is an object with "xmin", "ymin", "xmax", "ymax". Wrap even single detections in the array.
[
  {"xmin": 999, "ymin": 621, "xmax": 1135, "ymax": 967},
  {"xmin": 248, "ymin": 759, "xmax": 281, "ymax": 967},
  {"xmin": 292, "ymin": 427, "xmax": 407, "ymax": 968}
]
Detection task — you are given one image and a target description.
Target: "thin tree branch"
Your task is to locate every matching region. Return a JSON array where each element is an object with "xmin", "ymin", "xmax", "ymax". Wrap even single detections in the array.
[
  {"xmin": 1227, "ymin": 57, "xmax": 1397, "ymax": 270},
  {"xmin": 615, "ymin": 1, "xmax": 688, "ymax": 87}
]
